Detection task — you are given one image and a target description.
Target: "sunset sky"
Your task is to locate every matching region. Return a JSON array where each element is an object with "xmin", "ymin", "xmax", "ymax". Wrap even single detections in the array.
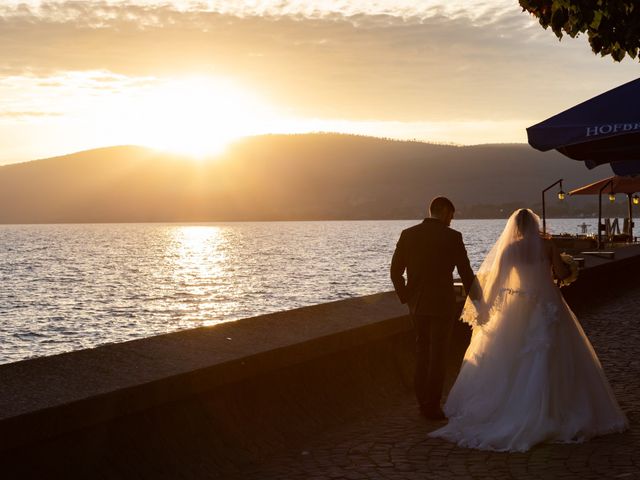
[{"xmin": 1, "ymin": 0, "xmax": 638, "ymax": 165}]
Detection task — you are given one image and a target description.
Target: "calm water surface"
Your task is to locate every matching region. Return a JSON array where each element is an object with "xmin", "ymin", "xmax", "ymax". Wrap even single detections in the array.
[{"xmin": 0, "ymin": 218, "xmax": 595, "ymax": 364}]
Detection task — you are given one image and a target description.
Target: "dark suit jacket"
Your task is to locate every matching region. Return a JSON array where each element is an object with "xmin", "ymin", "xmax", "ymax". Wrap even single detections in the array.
[{"xmin": 390, "ymin": 218, "xmax": 474, "ymax": 317}]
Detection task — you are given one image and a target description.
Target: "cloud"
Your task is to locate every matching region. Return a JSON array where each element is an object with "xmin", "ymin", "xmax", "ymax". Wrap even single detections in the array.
[
  {"xmin": 0, "ymin": 70, "xmax": 154, "ymax": 128},
  {"xmin": 0, "ymin": 111, "xmax": 62, "ymax": 117},
  {"xmin": 0, "ymin": 1, "xmax": 638, "ymax": 133},
  {"xmin": 2, "ymin": 1, "xmax": 516, "ymax": 23}
]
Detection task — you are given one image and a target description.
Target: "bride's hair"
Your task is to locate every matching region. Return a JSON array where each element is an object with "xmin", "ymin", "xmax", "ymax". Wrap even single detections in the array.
[{"xmin": 514, "ymin": 209, "xmax": 539, "ymax": 238}]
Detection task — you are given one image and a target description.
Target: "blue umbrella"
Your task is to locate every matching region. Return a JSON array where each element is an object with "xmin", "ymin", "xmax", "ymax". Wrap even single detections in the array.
[{"xmin": 527, "ymin": 78, "xmax": 640, "ymax": 175}]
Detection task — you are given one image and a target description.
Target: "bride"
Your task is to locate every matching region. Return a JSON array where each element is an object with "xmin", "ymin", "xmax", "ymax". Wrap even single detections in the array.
[{"xmin": 429, "ymin": 208, "xmax": 628, "ymax": 452}]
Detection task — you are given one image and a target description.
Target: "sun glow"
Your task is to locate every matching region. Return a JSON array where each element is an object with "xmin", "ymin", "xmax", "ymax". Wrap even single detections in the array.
[
  {"xmin": 0, "ymin": 71, "xmax": 289, "ymax": 163},
  {"xmin": 120, "ymin": 76, "xmax": 278, "ymax": 158}
]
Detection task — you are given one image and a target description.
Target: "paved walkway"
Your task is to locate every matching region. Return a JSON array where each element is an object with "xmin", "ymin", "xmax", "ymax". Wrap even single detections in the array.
[{"xmin": 237, "ymin": 287, "xmax": 640, "ymax": 480}]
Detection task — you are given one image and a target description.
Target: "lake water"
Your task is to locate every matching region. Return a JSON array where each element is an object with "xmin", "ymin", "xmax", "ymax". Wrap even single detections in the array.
[{"xmin": 0, "ymin": 218, "xmax": 596, "ymax": 364}]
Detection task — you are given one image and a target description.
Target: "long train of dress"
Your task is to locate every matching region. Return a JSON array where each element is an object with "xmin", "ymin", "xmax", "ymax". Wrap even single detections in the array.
[{"xmin": 429, "ymin": 282, "xmax": 628, "ymax": 452}]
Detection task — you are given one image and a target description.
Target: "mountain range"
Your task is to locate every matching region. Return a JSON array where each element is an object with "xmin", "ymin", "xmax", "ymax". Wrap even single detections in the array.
[{"xmin": 0, "ymin": 133, "xmax": 618, "ymax": 223}]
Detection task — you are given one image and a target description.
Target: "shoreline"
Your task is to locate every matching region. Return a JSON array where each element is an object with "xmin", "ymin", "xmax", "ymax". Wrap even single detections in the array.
[{"xmin": 0, "ymin": 216, "xmax": 609, "ymax": 226}]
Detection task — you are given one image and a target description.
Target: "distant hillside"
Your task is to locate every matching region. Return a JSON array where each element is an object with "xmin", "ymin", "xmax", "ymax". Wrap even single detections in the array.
[{"xmin": 0, "ymin": 133, "xmax": 616, "ymax": 223}]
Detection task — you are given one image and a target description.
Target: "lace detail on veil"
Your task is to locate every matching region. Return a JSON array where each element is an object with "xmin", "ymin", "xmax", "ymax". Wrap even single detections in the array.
[
  {"xmin": 500, "ymin": 287, "xmax": 527, "ymax": 296},
  {"xmin": 463, "ymin": 288, "xmax": 518, "ymax": 327},
  {"xmin": 462, "ymin": 287, "xmax": 535, "ymax": 329}
]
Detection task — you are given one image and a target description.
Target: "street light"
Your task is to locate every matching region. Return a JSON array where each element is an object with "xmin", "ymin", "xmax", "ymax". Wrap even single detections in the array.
[
  {"xmin": 609, "ymin": 193, "xmax": 616, "ymax": 202},
  {"xmin": 542, "ymin": 179, "xmax": 565, "ymax": 234},
  {"xmin": 633, "ymin": 194, "xmax": 639, "ymax": 205}
]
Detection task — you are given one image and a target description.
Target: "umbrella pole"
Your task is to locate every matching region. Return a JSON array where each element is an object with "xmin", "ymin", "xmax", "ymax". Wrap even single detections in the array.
[
  {"xmin": 598, "ymin": 179, "xmax": 614, "ymax": 249},
  {"xmin": 542, "ymin": 191, "xmax": 546, "ymax": 234},
  {"xmin": 628, "ymin": 193, "xmax": 633, "ymax": 242},
  {"xmin": 598, "ymin": 192, "xmax": 602, "ymax": 249}
]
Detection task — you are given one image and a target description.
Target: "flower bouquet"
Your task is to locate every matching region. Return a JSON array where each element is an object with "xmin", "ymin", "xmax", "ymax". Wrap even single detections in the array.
[{"xmin": 559, "ymin": 252, "xmax": 579, "ymax": 287}]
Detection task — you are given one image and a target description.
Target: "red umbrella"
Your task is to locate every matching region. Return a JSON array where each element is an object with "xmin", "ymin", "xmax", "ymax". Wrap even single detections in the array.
[
  {"xmin": 569, "ymin": 176, "xmax": 640, "ymax": 195},
  {"xmin": 569, "ymin": 176, "xmax": 640, "ymax": 247}
]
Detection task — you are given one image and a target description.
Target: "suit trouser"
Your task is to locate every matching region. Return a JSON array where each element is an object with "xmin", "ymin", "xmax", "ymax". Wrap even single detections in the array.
[{"xmin": 412, "ymin": 313, "xmax": 454, "ymax": 410}]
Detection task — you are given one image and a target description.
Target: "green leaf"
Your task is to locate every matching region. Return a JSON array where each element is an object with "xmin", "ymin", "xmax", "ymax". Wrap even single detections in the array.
[
  {"xmin": 590, "ymin": 10, "xmax": 603, "ymax": 29},
  {"xmin": 518, "ymin": 0, "xmax": 640, "ymax": 63}
]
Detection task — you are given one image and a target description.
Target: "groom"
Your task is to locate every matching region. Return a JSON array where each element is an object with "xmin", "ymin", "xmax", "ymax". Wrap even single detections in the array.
[{"xmin": 390, "ymin": 196, "xmax": 475, "ymax": 420}]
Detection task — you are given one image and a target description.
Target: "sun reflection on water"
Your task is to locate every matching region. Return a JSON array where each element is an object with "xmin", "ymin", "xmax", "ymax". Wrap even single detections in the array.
[
  {"xmin": 173, "ymin": 226, "xmax": 226, "ymax": 276},
  {"xmin": 168, "ymin": 225, "xmax": 232, "ymax": 327}
]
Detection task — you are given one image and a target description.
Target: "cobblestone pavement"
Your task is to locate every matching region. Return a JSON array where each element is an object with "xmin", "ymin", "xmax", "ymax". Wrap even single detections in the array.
[{"xmin": 236, "ymin": 287, "xmax": 640, "ymax": 480}]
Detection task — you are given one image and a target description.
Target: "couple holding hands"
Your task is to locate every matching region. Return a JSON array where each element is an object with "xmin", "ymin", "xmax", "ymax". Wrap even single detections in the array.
[{"xmin": 390, "ymin": 197, "xmax": 627, "ymax": 452}]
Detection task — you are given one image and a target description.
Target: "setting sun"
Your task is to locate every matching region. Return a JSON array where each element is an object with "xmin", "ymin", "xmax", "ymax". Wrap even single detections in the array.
[{"xmin": 121, "ymin": 76, "xmax": 278, "ymax": 158}]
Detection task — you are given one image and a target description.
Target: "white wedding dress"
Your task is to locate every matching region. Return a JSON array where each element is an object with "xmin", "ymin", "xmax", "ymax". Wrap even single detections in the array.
[{"xmin": 429, "ymin": 209, "xmax": 628, "ymax": 452}]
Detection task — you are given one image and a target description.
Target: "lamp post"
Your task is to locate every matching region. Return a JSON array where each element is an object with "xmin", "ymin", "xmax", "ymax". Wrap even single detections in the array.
[
  {"xmin": 598, "ymin": 179, "xmax": 614, "ymax": 249},
  {"xmin": 542, "ymin": 179, "xmax": 565, "ymax": 235},
  {"xmin": 626, "ymin": 193, "xmax": 635, "ymax": 242}
]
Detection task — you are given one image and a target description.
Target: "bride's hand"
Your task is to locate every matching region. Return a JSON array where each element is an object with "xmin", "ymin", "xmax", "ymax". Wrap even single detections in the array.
[{"xmin": 470, "ymin": 299, "xmax": 490, "ymax": 326}]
